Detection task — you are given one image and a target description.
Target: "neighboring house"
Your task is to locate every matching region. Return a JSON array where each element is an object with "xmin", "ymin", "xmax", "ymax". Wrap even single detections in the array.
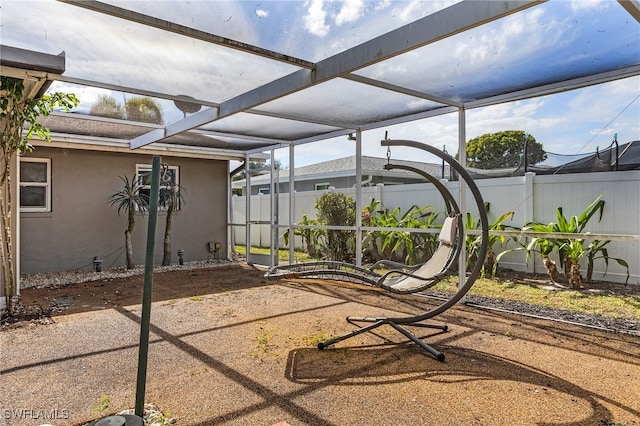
[
  {"xmin": 232, "ymin": 155, "xmax": 451, "ymax": 195},
  {"xmin": 19, "ymin": 146, "xmax": 229, "ymax": 274}
]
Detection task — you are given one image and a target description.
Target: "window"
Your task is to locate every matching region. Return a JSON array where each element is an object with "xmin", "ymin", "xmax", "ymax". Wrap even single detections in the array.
[
  {"xmin": 20, "ymin": 158, "xmax": 51, "ymax": 212},
  {"xmin": 315, "ymin": 182, "xmax": 331, "ymax": 191},
  {"xmin": 136, "ymin": 164, "xmax": 180, "ymax": 210}
]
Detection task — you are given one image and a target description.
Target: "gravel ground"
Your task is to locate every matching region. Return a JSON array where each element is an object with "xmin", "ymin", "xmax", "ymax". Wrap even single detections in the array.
[
  {"xmin": 461, "ymin": 294, "xmax": 639, "ymax": 335},
  {"xmin": 19, "ymin": 259, "xmax": 236, "ymax": 289},
  {"xmin": 3, "ymin": 262, "xmax": 639, "ymax": 426},
  {"xmin": 15, "ymin": 259, "xmax": 640, "ymax": 336}
]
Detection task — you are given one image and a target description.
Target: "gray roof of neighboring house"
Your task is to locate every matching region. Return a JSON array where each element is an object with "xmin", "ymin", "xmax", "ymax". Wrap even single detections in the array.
[{"xmin": 233, "ymin": 155, "xmax": 449, "ymax": 187}]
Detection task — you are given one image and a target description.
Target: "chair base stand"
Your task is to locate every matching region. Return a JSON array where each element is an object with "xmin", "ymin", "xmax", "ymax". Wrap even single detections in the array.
[{"xmin": 317, "ymin": 316, "xmax": 448, "ymax": 362}]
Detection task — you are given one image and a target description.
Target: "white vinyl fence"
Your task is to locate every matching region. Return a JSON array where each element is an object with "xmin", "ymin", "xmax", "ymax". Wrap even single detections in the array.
[{"xmin": 232, "ymin": 171, "xmax": 640, "ymax": 285}]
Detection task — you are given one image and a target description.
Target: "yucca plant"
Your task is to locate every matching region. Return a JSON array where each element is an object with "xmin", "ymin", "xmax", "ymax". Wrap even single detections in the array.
[{"xmin": 108, "ymin": 175, "xmax": 149, "ymax": 269}]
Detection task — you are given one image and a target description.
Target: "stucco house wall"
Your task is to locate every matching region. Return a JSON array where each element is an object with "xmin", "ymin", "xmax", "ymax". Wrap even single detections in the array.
[{"xmin": 20, "ymin": 146, "xmax": 228, "ymax": 274}]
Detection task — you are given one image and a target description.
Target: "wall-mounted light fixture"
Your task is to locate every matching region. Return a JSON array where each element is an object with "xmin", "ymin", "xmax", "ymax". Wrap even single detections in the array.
[{"xmin": 93, "ymin": 256, "xmax": 103, "ymax": 272}]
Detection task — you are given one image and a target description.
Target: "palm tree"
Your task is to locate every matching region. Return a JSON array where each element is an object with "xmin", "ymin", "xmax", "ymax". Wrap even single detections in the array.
[
  {"xmin": 108, "ymin": 175, "xmax": 149, "ymax": 269},
  {"xmin": 125, "ymin": 97, "xmax": 164, "ymax": 124},
  {"xmin": 159, "ymin": 180, "xmax": 185, "ymax": 266},
  {"xmin": 89, "ymin": 94, "xmax": 125, "ymax": 119}
]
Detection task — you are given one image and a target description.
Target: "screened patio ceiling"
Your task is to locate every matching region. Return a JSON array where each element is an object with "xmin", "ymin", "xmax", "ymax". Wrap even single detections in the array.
[{"xmin": 1, "ymin": 0, "xmax": 639, "ymax": 161}]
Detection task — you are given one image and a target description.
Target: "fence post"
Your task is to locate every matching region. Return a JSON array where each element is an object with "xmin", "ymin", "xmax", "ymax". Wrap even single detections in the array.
[{"xmin": 524, "ymin": 172, "xmax": 535, "ymax": 273}]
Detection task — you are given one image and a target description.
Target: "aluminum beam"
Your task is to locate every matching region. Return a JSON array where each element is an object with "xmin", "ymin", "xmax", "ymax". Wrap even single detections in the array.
[
  {"xmin": 464, "ymin": 65, "xmax": 640, "ymax": 109},
  {"xmin": 59, "ymin": 74, "xmax": 353, "ymax": 128},
  {"xmin": 36, "ymin": 134, "xmax": 250, "ymax": 160},
  {"xmin": 58, "ymin": 0, "xmax": 313, "ymax": 69},
  {"xmin": 58, "ymin": 75, "xmax": 221, "ymax": 109},
  {"xmin": 344, "ymin": 74, "xmax": 464, "ymax": 108},
  {"xmin": 618, "ymin": 0, "xmax": 640, "ymax": 23}
]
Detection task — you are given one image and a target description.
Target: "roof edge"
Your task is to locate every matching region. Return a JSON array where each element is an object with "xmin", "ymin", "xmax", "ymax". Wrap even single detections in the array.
[{"xmin": 0, "ymin": 45, "xmax": 66, "ymax": 74}]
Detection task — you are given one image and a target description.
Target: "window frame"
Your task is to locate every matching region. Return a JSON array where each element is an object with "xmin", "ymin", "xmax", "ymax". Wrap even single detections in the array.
[
  {"xmin": 135, "ymin": 164, "xmax": 180, "ymax": 211},
  {"xmin": 314, "ymin": 182, "xmax": 331, "ymax": 191},
  {"xmin": 19, "ymin": 157, "xmax": 51, "ymax": 213}
]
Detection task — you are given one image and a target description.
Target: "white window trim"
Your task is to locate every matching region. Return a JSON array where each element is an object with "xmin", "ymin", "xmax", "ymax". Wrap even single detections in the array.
[
  {"xmin": 19, "ymin": 157, "xmax": 51, "ymax": 213},
  {"xmin": 315, "ymin": 182, "xmax": 331, "ymax": 191}
]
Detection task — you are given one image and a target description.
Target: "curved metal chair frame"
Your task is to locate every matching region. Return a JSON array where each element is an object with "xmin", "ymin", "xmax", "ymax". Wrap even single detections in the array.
[{"xmin": 267, "ymin": 139, "xmax": 489, "ymax": 361}]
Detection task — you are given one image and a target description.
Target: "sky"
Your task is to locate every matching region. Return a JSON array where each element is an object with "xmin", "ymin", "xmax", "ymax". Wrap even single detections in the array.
[
  {"xmin": 3, "ymin": 0, "xmax": 639, "ymax": 168},
  {"xmin": 279, "ymin": 76, "xmax": 640, "ymax": 168}
]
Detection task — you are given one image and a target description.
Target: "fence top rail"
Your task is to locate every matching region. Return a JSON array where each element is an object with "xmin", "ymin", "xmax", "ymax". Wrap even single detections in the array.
[
  {"xmin": 465, "ymin": 229, "xmax": 640, "ymax": 241},
  {"xmin": 272, "ymin": 224, "xmax": 640, "ymax": 241}
]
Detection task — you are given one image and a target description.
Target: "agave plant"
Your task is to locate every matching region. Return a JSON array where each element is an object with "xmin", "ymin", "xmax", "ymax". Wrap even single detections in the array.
[{"xmin": 108, "ymin": 175, "xmax": 149, "ymax": 269}]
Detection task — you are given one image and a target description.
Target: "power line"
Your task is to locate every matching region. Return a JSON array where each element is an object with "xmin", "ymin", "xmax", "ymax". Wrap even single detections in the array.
[{"xmin": 577, "ymin": 93, "xmax": 640, "ymax": 155}]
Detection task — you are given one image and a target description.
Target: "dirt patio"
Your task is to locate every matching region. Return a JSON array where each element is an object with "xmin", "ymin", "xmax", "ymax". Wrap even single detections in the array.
[{"xmin": 1, "ymin": 263, "xmax": 639, "ymax": 426}]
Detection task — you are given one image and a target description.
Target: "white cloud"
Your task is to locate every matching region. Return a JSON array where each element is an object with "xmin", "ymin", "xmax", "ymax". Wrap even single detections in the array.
[
  {"xmin": 570, "ymin": 0, "xmax": 605, "ymax": 12},
  {"xmin": 374, "ymin": 0, "xmax": 392, "ymax": 12},
  {"xmin": 255, "ymin": 8, "xmax": 269, "ymax": 19},
  {"xmin": 304, "ymin": 0, "xmax": 330, "ymax": 37},
  {"xmin": 335, "ymin": 0, "xmax": 365, "ymax": 26},
  {"xmin": 391, "ymin": 0, "xmax": 458, "ymax": 24},
  {"xmin": 454, "ymin": 7, "xmax": 552, "ymax": 66}
]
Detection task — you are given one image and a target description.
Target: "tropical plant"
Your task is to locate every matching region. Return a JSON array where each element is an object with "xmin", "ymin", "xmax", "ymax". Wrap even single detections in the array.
[
  {"xmin": 552, "ymin": 196, "xmax": 604, "ymax": 288},
  {"xmin": 90, "ymin": 94, "xmax": 125, "ymax": 119},
  {"xmin": 464, "ymin": 209, "xmax": 517, "ymax": 277},
  {"xmin": 522, "ymin": 222, "xmax": 562, "ymax": 284},
  {"xmin": 89, "ymin": 94, "xmax": 163, "ymax": 124},
  {"xmin": 561, "ymin": 238, "xmax": 586, "ymax": 288},
  {"xmin": 364, "ymin": 200, "xmax": 440, "ymax": 265},
  {"xmin": 315, "ymin": 192, "xmax": 356, "ymax": 261},
  {"xmin": 125, "ymin": 96, "xmax": 164, "ymax": 124},
  {"xmin": 108, "ymin": 174, "xmax": 149, "ymax": 269},
  {"xmin": 1, "ymin": 76, "xmax": 79, "ymax": 313},
  {"xmin": 585, "ymin": 239, "xmax": 629, "ymax": 284},
  {"xmin": 159, "ymin": 176, "xmax": 185, "ymax": 266},
  {"xmin": 282, "ymin": 211, "xmax": 325, "ymax": 258},
  {"xmin": 523, "ymin": 195, "xmax": 627, "ymax": 288}
]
